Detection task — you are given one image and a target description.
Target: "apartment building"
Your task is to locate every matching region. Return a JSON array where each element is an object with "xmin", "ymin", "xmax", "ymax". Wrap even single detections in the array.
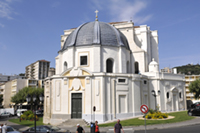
[
  {"xmin": 0, "ymin": 74, "xmax": 25, "ymax": 84},
  {"xmin": 48, "ymin": 67, "xmax": 55, "ymax": 77},
  {"xmin": 25, "ymin": 60, "xmax": 50, "ymax": 80},
  {"xmin": 185, "ymin": 75, "xmax": 200, "ymax": 102},
  {"xmin": 160, "ymin": 67, "xmax": 177, "ymax": 74},
  {"xmin": 1, "ymin": 78, "xmax": 44, "ymax": 108}
]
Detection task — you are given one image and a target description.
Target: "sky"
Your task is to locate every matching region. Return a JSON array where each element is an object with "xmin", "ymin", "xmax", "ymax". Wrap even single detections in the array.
[{"xmin": 0, "ymin": 0, "xmax": 200, "ymax": 75}]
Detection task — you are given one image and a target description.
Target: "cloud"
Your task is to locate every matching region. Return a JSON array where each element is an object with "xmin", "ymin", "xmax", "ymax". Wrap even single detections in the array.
[
  {"xmin": 91, "ymin": 0, "xmax": 152, "ymax": 24},
  {"xmin": 0, "ymin": 0, "xmax": 13, "ymax": 19}
]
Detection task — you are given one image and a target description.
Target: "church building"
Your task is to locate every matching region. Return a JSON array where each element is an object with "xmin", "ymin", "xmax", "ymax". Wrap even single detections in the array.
[{"xmin": 43, "ymin": 14, "xmax": 186, "ymax": 125}]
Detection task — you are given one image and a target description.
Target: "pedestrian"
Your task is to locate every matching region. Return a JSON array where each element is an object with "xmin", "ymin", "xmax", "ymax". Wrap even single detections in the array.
[
  {"xmin": 0, "ymin": 124, "xmax": 3, "ymax": 133},
  {"xmin": 76, "ymin": 124, "xmax": 85, "ymax": 133},
  {"xmin": 95, "ymin": 121, "xmax": 100, "ymax": 133},
  {"xmin": 114, "ymin": 119, "xmax": 124, "ymax": 133},
  {"xmin": 1, "ymin": 123, "xmax": 7, "ymax": 133}
]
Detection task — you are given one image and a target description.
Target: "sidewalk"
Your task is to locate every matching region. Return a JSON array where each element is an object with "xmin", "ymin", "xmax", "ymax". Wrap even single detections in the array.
[
  {"xmin": 58, "ymin": 117, "xmax": 200, "ymax": 133},
  {"xmin": 3, "ymin": 116, "xmax": 200, "ymax": 132}
]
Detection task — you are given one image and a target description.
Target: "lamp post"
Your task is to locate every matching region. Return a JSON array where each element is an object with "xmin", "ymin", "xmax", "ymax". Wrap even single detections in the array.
[
  {"xmin": 19, "ymin": 103, "xmax": 22, "ymax": 122},
  {"xmin": 151, "ymin": 90, "xmax": 160, "ymax": 112},
  {"xmin": 26, "ymin": 94, "xmax": 36, "ymax": 133},
  {"xmin": 39, "ymin": 93, "xmax": 44, "ymax": 110}
]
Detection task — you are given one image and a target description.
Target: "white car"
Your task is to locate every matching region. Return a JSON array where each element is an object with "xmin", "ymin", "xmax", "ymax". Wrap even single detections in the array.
[
  {"xmin": 16, "ymin": 109, "xmax": 27, "ymax": 117},
  {"xmin": 0, "ymin": 112, "xmax": 12, "ymax": 117}
]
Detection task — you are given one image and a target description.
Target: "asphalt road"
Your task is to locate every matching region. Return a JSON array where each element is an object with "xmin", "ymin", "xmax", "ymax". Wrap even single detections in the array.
[{"xmin": 134, "ymin": 124, "xmax": 200, "ymax": 133}]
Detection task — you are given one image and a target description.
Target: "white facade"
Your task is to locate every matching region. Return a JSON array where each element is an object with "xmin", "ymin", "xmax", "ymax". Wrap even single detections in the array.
[{"xmin": 43, "ymin": 21, "xmax": 186, "ymax": 125}]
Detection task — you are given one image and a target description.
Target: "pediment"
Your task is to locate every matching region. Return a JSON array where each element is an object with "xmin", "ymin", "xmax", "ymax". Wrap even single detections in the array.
[
  {"xmin": 170, "ymin": 87, "xmax": 178, "ymax": 92},
  {"xmin": 61, "ymin": 67, "xmax": 92, "ymax": 77}
]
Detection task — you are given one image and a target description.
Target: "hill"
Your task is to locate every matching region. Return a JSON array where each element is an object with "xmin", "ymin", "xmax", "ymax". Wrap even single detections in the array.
[{"xmin": 174, "ymin": 64, "xmax": 200, "ymax": 75}]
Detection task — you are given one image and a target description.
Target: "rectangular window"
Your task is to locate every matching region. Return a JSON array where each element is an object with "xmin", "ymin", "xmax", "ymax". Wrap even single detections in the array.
[
  {"xmin": 80, "ymin": 56, "xmax": 87, "ymax": 65},
  {"xmin": 118, "ymin": 79, "xmax": 126, "ymax": 83},
  {"xmin": 167, "ymin": 92, "xmax": 169, "ymax": 99}
]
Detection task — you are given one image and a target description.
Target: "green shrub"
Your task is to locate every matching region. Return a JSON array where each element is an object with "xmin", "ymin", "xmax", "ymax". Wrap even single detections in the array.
[
  {"xmin": 145, "ymin": 111, "xmax": 168, "ymax": 119},
  {"xmin": 148, "ymin": 108, "xmax": 155, "ymax": 114},
  {"xmin": 20, "ymin": 114, "xmax": 27, "ymax": 120},
  {"xmin": 162, "ymin": 113, "xmax": 168, "ymax": 118},
  {"xmin": 145, "ymin": 113, "xmax": 152, "ymax": 119},
  {"xmin": 158, "ymin": 115, "xmax": 163, "ymax": 119},
  {"xmin": 28, "ymin": 114, "xmax": 39, "ymax": 121},
  {"xmin": 23, "ymin": 110, "xmax": 33, "ymax": 116}
]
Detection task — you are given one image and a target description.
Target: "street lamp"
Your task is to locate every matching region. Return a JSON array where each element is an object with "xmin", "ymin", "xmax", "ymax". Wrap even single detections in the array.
[
  {"xmin": 19, "ymin": 103, "xmax": 22, "ymax": 122},
  {"xmin": 39, "ymin": 93, "xmax": 44, "ymax": 109},
  {"xmin": 151, "ymin": 90, "xmax": 160, "ymax": 112},
  {"xmin": 26, "ymin": 94, "xmax": 37, "ymax": 133}
]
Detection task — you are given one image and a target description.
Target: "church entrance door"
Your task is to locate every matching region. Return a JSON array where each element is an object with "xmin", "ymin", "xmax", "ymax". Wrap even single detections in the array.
[{"xmin": 71, "ymin": 93, "xmax": 82, "ymax": 118}]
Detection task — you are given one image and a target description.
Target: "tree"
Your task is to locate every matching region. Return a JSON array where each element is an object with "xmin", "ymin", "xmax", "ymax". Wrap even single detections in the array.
[
  {"xmin": 11, "ymin": 87, "xmax": 44, "ymax": 109},
  {"xmin": 189, "ymin": 79, "xmax": 200, "ymax": 99}
]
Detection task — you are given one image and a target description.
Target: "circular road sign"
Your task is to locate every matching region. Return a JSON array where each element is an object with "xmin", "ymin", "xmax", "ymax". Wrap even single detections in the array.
[{"xmin": 140, "ymin": 105, "xmax": 149, "ymax": 114}]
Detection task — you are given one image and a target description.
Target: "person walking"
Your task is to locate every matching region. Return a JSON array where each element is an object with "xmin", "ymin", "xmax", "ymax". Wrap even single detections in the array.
[
  {"xmin": 0, "ymin": 124, "xmax": 3, "ymax": 133},
  {"xmin": 95, "ymin": 121, "xmax": 99, "ymax": 133},
  {"xmin": 1, "ymin": 123, "xmax": 7, "ymax": 133},
  {"xmin": 76, "ymin": 124, "xmax": 85, "ymax": 133},
  {"xmin": 114, "ymin": 119, "xmax": 124, "ymax": 133}
]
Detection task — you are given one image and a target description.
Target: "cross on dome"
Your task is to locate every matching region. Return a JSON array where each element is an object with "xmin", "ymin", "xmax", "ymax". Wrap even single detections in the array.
[{"xmin": 95, "ymin": 10, "xmax": 99, "ymax": 21}]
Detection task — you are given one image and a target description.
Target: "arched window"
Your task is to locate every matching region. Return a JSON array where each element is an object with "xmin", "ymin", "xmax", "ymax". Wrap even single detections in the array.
[
  {"xmin": 127, "ymin": 61, "xmax": 129, "ymax": 73},
  {"xmin": 64, "ymin": 61, "xmax": 67, "ymax": 71},
  {"xmin": 106, "ymin": 59, "xmax": 113, "ymax": 73},
  {"xmin": 135, "ymin": 62, "xmax": 139, "ymax": 74}
]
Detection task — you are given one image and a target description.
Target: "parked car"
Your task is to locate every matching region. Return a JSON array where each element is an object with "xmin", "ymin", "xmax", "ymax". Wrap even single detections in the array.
[
  {"xmin": 16, "ymin": 109, "xmax": 27, "ymax": 117},
  {"xmin": 188, "ymin": 105, "xmax": 200, "ymax": 116},
  {"xmin": 35, "ymin": 110, "xmax": 43, "ymax": 116},
  {"xmin": 22, "ymin": 125, "xmax": 68, "ymax": 133},
  {"xmin": 7, "ymin": 126, "xmax": 20, "ymax": 133},
  {"xmin": 191, "ymin": 102, "xmax": 200, "ymax": 108},
  {"xmin": 0, "ymin": 112, "xmax": 12, "ymax": 117}
]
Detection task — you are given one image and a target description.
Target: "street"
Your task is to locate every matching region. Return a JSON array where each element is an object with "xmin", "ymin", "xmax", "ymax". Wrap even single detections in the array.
[
  {"xmin": 134, "ymin": 124, "xmax": 200, "ymax": 133},
  {"xmin": 1, "ymin": 116, "xmax": 200, "ymax": 133}
]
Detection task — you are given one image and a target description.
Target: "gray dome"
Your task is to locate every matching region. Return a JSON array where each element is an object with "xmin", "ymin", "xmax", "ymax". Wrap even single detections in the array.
[{"xmin": 61, "ymin": 21, "xmax": 130, "ymax": 51}]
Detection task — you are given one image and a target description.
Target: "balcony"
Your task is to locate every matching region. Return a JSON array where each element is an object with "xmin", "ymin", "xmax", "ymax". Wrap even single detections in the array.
[
  {"xmin": 12, "ymin": 83, "xmax": 17, "ymax": 87},
  {"xmin": 185, "ymin": 84, "xmax": 189, "ymax": 87},
  {"xmin": 186, "ymin": 89, "xmax": 190, "ymax": 92},
  {"xmin": 12, "ymin": 88, "xmax": 17, "ymax": 92},
  {"xmin": 28, "ymin": 82, "xmax": 37, "ymax": 86},
  {"xmin": 186, "ymin": 93, "xmax": 194, "ymax": 97},
  {"xmin": 0, "ymin": 86, "xmax": 5, "ymax": 90}
]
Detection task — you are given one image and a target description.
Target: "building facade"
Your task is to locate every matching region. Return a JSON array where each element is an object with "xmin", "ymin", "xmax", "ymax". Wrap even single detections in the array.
[
  {"xmin": 43, "ymin": 19, "xmax": 186, "ymax": 125},
  {"xmin": 0, "ymin": 79, "xmax": 44, "ymax": 108},
  {"xmin": 0, "ymin": 74, "xmax": 24, "ymax": 85},
  {"xmin": 25, "ymin": 60, "xmax": 50, "ymax": 80},
  {"xmin": 185, "ymin": 75, "xmax": 200, "ymax": 102}
]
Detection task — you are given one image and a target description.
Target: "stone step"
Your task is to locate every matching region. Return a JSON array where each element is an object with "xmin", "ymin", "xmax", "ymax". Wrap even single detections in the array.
[{"xmin": 60, "ymin": 119, "xmax": 90, "ymax": 127}]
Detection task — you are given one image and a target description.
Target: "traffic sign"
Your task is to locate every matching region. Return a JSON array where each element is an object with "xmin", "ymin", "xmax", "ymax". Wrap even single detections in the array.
[{"xmin": 140, "ymin": 105, "xmax": 148, "ymax": 114}]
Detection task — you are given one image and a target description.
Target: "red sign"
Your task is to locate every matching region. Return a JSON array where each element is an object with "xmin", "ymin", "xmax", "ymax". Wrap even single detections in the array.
[{"xmin": 140, "ymin": 105, "xmax": 149, "ymax": 114}]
